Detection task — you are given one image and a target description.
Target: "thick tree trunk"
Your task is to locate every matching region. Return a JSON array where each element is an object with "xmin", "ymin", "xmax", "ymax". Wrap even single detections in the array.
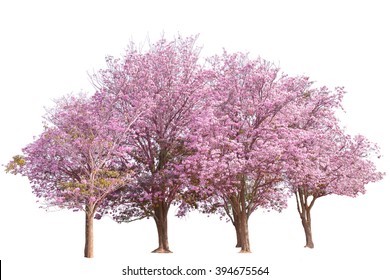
[
  {"xmin": 152, "ymin": 201, "xmax": 172, "ymax": 253},
  {"xmin": 233, "ymin": 209, "xmax": 242, "ymax": 248},
  {"xmin": 231, "ymin": 211, "xmax": 250, "ymax": 251},
  {"xmin": 84, "ymin": 210, "xmax": 94, "ymax": 258},
  {"xmin": 238, "ymin": 212, "xmax": 250, "ymax": 253},
  {"xmin": 295, "ymin": 189, "xmax": 316, "ymax": 249},
  {"xmin": 229, "ymin": 181, "xmax": 251, "ymax": 253}
]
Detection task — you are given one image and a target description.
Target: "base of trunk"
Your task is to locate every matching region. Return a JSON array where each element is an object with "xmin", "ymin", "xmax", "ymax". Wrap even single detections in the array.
[
  {"xmin": 302, "ymin": 224, "xmax": 314, "ymax": 249},
  {"xmin": 151, "ymin": 247, "xmax": 172, "ymax": 253},
  {"xmin": 84, "ymin": 211, "xmax": 94, "ymax": 258},
  {"xmin": 239, "ymin": 249, "xmax": 251, "ymax": 253},
  {"xmin": 304, "ymin": 243, "xmax": 314, "ymax": 249}
]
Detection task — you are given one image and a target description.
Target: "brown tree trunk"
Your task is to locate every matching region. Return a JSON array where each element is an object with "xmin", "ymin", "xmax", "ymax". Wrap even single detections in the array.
[
  {"xmin": 301, "ymin": 217, "xmax": 314, "ymax": 248},
  {"xmin": 233, "ymin": 209, "xmax": 242, "ymax": 248},
  {"xmin": 295, "ymin": 188, "xmax": 316, "ymax": 249},
  {"xmin": 230, "ymin": 180, "xmax": 251, "ymax": 253},
  {"xmin": 84, "ymin": 209, "xmax": 94, "ymax": 258},
  {"xmin": 152, "ymin": 201, "xmax": 172, "ymax": 253},
  {"xmin": 238, "ymin": 212, "xmax": 250, "ymax": 253}
]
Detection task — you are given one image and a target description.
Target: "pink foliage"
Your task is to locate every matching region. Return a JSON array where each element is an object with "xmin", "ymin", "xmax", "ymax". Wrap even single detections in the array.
[
  {"xmin": 15, "ymin": 92, "xmax": 140, "ymax": 216},
  {"xmin": 90, "ymin": 35, "xmax": 213, "ymax": 222},
  {"xmin": 185, "ymin": 52, "xmax": 311, "ymax": 218}
]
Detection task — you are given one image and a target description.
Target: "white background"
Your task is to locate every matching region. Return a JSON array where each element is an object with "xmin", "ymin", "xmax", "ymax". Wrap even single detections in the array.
[{"xmin": 0, "ymin": 1, "xmax": 389, "ymax": 279}]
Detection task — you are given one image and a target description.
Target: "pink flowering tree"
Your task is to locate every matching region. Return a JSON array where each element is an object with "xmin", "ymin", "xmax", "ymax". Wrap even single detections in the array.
[
  {"xmin": 91, "ymin": 35, "xmax": 211, "ymax": 253},
  {"xmin": 283, "ymin": 86, "xmax": 384, "ymax": 248},
  {"xmin": 286, "ymin": 127, "xmax": 384, "ymax": 248},
  {"xmin": 6, "ymin": 93, "xmax": 142, "ymax": 258},
  {"xmin": 185, "ymin": 52, "xmax": 318, "ymax": 253}
]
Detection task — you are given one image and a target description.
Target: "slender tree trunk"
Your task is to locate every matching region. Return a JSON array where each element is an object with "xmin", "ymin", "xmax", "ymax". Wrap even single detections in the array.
[
  {"xmin": 239, "ymin": 180, "xmax": 251, "ymax": 253},
  {"xmin": 295, "ymin": 189, "xmax": 316, "ymax": 249},
  {"xmin": 152, "ymin": 201, "xmax": 172, "ymax": 253},
  {"xmin": 301, "ymin": 216, "xmax": 314, "ymax": 248},
  {"xmin": 84, "ymin": 209, "xmax": 94, "ymax": 258}
]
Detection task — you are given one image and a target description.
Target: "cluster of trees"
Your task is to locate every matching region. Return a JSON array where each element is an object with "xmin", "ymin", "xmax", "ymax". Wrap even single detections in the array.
[{"xmin": 6, "ymin": 35, "xmax": 384, "ymax": 258}]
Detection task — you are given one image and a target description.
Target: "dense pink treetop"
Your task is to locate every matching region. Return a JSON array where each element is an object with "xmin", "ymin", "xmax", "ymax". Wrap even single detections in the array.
[
  {"xmin": 192, "ymin": 53, "xmax": 291, "ymax": 207},
  {"xmin": 287, "ymin": 127, "xmax": 384, "ymax": 198},
  {"xmin": 13, "ymin": 94, "xmax": 139, "ymax": 212}
]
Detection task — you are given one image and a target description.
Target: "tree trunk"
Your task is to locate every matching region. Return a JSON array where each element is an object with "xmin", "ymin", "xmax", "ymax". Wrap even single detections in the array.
[
  {"xmin": 231, "ymin": 180, "xmax": 251, "ymax": 253},
  {"xmin": 301, "ymin": 217, "xmax": 314, "ymax": 248},
  {"xmin": 233, "ymin": 209, "xmax": 242, "ymax": 248},
  {"xmin": 295, "ymin": 189, "xmax": 316, "ymax": 249},
  {"xmin": 238, "ymin": 212, "xmax": 250, "ymax": 253},
  {"xmin": 84, "ymin": 210, "xmax": 94, "ymax": 258},
  {"xmin": 152, "ymin": 201, "xmax": 172, "ymax": 253}
]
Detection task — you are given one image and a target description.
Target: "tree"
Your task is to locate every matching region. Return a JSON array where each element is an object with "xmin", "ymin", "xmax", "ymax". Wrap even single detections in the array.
[
  {"xmin": 6, "ymin": 93, "xmax": 141, "ymax": 257},
  {"xmin": 287, "ymin": 128, "xmax": 384, "ymax": 248},
  {"xmin": 188, "ymin": 52, "xmax": 314, "ymax": 252},
  {"xmin": 91, "ymin": 35, "xmax": 211, "ymax": 253},
  {"xmin": 283, "ymin": 87, "xmax": 384, "ymax": 248}
]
